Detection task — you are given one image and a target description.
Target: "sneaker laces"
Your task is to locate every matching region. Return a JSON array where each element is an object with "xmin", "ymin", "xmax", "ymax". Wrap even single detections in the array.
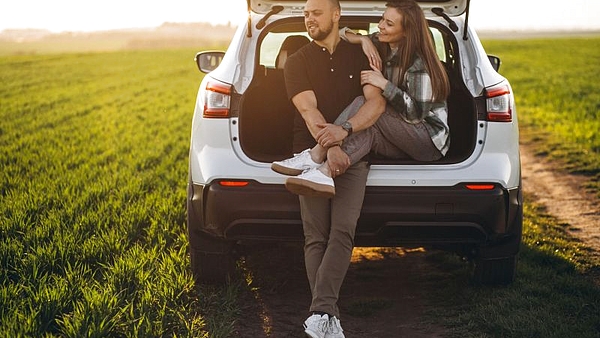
[
  {"xmin": 329, "ymin": 317, "xmax": 343, "ymax": 334},
  {"xmin": 317, "ymin": 317, "xmax": 330, "ymax": 333},
  {"xmin": 304, "ymin": 314, "xmax": 330, "ymax": 334},
  {"xmin": 284, "ymin": 149, "xmax": 311, "ymax": 165}
]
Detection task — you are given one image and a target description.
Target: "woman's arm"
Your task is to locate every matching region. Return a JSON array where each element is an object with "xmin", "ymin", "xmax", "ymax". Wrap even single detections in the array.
[
  {"xmin": 361, "ymin": 56, "xmax": 439, "ymax": 124},
  {"xmin": 339, "ymin": 27, "xmax": 382, "ymax": 71},
  {"xmin": 382, "ymin": 58, "xmax": 439, "ymax": 123}
]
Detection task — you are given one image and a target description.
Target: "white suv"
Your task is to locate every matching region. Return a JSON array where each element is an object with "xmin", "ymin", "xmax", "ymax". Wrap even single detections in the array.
[{"xmin": 187, "ymin": 0, "xmax": 522, "ymax": 285}]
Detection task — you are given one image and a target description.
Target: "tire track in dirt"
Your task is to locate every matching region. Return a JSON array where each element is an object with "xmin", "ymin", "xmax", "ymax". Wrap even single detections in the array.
[{"xmin": 520, "ymin": 144, "xmax": 600, "ymax": 258}]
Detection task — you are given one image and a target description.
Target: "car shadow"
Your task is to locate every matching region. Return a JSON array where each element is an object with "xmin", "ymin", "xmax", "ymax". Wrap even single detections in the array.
[{"xmin": 232, "ymin": 242, "xmax": 456, "ymax": 337}]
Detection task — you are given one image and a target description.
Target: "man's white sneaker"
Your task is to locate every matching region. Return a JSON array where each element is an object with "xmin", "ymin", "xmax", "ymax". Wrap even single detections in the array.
[
  {"xmin": 304, "ymin": 314, "xmax": 330, "ymax": 338},
  {"xmin": 271, "ymin": 149, "xmax": 322, "ymax": 176},
  {"xmin": 327, "ymin": 316, "xmax": 345, "ymax": 338},
  {"xmin": 285, "ymin": 168, "xmax": 335, "ymax": 198}
]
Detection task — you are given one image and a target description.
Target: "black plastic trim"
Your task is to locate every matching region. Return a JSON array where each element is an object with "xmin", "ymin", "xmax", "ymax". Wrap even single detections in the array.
[{"xmin": 187, "ymin": 180, "xmax": 521, "ymax": 248}]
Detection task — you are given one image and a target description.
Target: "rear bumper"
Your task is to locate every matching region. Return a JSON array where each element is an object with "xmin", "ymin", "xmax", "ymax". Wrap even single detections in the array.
[{"xmin": 187, "ymin": 179, "xmax": 522, "ymax": 249}]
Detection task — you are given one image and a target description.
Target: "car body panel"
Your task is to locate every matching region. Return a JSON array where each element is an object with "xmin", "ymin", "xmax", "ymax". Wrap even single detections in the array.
[
  {"xmin": 190, "ymin": 115, "xmax": 520, "ymax": 189},
  {"xmin": 249, "ymin": 0, "xmax": 469, "ymax": 17}
]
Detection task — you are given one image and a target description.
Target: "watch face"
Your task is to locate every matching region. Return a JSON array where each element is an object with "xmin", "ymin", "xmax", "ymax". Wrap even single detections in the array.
[{"xmin": 343, "ymin": 122, "xmax": 352, "ymax": 131}]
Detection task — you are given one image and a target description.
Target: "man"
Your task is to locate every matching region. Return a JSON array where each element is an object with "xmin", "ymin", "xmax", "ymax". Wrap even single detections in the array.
[{"xmin": 281, "ymin": 0, "xmax": 386, "ymax": 336}]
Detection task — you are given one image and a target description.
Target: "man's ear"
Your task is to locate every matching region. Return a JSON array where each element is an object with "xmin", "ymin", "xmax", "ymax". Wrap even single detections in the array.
[{"xmin": 332, "ymin": 8, "xmax": 341, "ymax": 23}]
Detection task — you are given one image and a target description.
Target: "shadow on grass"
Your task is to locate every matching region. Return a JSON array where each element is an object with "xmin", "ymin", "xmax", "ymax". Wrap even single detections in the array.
[{"xmin": 422, "ymin": 245, "xmax": 600, "ymax": 338}]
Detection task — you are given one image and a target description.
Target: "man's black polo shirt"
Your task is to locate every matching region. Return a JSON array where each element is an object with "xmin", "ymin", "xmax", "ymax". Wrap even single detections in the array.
[{"xmin": 284, "ymin": 39, "xmax": 370, "ymax": 152}]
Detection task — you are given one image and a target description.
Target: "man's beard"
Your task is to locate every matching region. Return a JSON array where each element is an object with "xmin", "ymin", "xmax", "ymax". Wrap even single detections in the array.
[{"xmin": 307, "ymin": 21, "xmax": 334, "ymax": 41}]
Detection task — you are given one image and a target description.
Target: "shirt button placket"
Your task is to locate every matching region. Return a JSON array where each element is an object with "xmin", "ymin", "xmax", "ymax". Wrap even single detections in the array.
[{"xmin": 330, "ymin": 55, "xmax": 334, "ymax": 72}]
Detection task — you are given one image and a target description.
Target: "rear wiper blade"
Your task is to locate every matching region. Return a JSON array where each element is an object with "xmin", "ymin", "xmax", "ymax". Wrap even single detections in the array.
[
  {"xmin": 431, "ymin": 7, "xmax": 458, "ymax": 32},
  {"xmin": 256, "ymin": 5, "xmax": 284, "ymax": 30}
]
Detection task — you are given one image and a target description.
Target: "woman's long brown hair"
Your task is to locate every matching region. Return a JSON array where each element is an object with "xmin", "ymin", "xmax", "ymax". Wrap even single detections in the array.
[{"xmin": 386, "ymin": 0, "xmax": 450, "ymax": 101}]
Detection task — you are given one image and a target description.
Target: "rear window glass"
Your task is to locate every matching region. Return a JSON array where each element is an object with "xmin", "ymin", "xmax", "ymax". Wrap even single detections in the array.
[
  {"xmin": 259, "ymin": 22, "xmax": 448, "ymax": 68},
  {"xmin": 260, "ymin": 32, "xmax": 310, "ymax": 68},
  {"xmin": 366, "ymin": 23, "xmax": 447, "ymax": 62}
]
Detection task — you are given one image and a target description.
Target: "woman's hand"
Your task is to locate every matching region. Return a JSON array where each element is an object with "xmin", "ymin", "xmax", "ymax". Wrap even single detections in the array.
[
  {"xmin": 326, "ymin": 146, "xmax": 351, "ymax": 178},
  {"xmin": 360, "ymin": 38, "xmax": 382, "ymax": 71},
  {"xmin": 361, "ymin": 67, "xmax": 387, "ymax": 91},
  {"xmin": 342, "ymin": 29, "xmax": 382, "ymax": 71}
]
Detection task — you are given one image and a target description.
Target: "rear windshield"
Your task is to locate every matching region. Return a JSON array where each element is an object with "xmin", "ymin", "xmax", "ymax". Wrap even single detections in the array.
[{"xmin": 259, "ymin": 21, "xmax": 450, "ymax": 69}]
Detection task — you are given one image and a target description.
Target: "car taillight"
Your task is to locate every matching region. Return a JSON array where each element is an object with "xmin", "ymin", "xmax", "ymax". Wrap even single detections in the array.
[
  {"xmin": 465, "ymin": 184, "xmax": 495, "ymax": 191},
  {"xmin": 219, "ymin": 180, "xmax": 249, "ymax": 187},
  {"xmin": 203, "ymin": 80, "xmax": 231, "ymax": 118},
  {"xmin": 485, "ymin": 84, "xmax": 512, "ymax": 122}
]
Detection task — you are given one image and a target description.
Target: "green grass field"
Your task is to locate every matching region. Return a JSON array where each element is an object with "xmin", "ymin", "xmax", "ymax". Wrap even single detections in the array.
[
  {"xmin": 1, "ymin": 37, "xmax": 599, "ymax": 337},
  {"xmin": 483, "ymin": 37, "xmax": 600, "ymax": 196},
  {"xmin": 0, "ymin": 50, "xmax": 238, "ymax": 337}
]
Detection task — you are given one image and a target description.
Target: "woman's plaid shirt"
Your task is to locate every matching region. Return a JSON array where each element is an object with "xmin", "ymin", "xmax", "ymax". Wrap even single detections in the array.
[{"xmin": 381, "ymin": 54, "xmax": 450, "ymax": 156}]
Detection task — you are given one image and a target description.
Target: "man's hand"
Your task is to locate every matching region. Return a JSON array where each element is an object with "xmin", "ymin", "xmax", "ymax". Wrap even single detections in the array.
[
  {"xmin": 326, "ymin": 146, "xmax": 351, "ymax": 178},
  {"xmin": 315, "ymin": 123, "xmax": 348, "ymax": 148}
]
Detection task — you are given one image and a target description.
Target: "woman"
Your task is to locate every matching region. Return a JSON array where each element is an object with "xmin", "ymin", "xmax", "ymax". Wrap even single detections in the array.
[{"xmin": 272, "ymin": 0, "xmax": 451, "ymax": 198}]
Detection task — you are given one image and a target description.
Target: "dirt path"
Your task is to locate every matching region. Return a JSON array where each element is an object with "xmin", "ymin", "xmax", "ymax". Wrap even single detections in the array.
[
  {"xmin": 234, "ymin": 244, "xmax": 449, "ymax": 337},
  {"xmin": 233, "ymin": 143, "xmax": 600, "ymax": 337},
  {"xmin": 520, "ymin": 145, "xmax": 600, "ymax": 255}
]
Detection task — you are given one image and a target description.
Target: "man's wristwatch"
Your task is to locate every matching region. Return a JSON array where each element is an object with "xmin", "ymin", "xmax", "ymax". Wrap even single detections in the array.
[{"xmin": 341, "ymin": 121, "xmax": 353, "ymax": 136}]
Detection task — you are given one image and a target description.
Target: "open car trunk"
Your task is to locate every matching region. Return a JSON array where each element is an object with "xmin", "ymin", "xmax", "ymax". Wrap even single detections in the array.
[{"xmin": 238, "ymin": 16, "xmax": 477, "ymax": 165}]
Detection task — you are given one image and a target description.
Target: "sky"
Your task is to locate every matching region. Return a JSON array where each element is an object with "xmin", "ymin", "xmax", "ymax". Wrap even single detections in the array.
[{"xmin": 1, "ymin": 0, "xmax": 599, "ymax": 33}]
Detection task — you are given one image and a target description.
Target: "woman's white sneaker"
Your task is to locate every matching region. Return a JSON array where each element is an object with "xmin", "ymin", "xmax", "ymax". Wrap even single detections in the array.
[
  {"xmin": 271, "ymin": 149, "xmax": 322, "ymax": 176},
  {"xmin": 285, "ymin": 167, "xmax": 335, "ymax": 198}
]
